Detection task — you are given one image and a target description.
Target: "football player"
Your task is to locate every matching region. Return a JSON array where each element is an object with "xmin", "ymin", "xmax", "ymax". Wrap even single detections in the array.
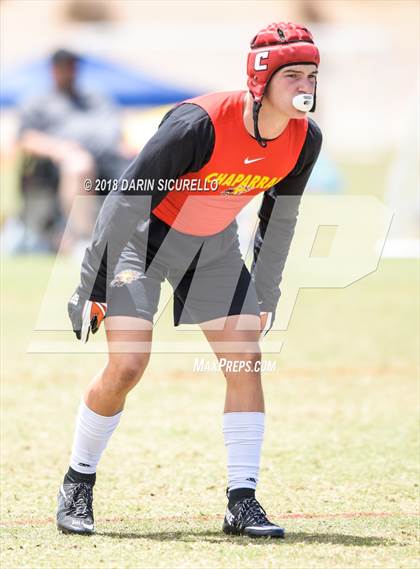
[{"xmin": 58, "ymin": 21, "xmax": 322, "ymax": 538}]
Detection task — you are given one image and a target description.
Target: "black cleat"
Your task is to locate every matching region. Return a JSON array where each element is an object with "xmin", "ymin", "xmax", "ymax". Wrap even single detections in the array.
[
  {"xmin": 222, "ymin": 497, "xmax": 285, "ymax": 538},
  {"xmin": 57, "ymin": 482, "xmax": 95, "ymax": 535}
]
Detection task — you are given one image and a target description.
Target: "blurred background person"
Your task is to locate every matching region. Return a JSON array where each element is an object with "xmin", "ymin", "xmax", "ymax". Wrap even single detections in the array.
[{"xmin": 16, "ymin": 48, "xmax": 130, "ymax": 252}]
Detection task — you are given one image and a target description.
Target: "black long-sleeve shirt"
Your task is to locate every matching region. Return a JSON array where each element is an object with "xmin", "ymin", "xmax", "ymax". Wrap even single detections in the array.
[{"xmin": 80, "ymin": 101, "xmax": 322, "ymax": 315}]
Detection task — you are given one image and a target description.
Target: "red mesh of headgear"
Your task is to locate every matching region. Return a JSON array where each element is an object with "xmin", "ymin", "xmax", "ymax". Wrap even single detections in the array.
[{"xmin": 247, "ymin": 22, "xmax": 320, "ymax": 102}]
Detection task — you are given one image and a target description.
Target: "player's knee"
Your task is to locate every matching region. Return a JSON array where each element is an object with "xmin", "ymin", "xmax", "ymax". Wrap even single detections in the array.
[
  {"xmin": 222, "ymin": 350, "xmax": 262, "ymax": 377},
  {"xmin": 107, "ymin": 354, "xmax": 150, "ymax": 392},
  {"xmin": 228, "ymin": 341, "xmax": 261, "ymax": 363}
]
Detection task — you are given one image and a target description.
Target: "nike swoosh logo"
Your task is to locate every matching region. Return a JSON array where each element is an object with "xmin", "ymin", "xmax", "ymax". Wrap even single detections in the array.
[
  {"xmin": 82, "ymin": 523, "xmax": 94, "ymax": 530},
  {"xmin": 244, "ymin": 157, "xmax": 265, "ymax": 164},
  {"xmin": 71, "ymin": 520, "xmax": 94, "ymax": 530}
]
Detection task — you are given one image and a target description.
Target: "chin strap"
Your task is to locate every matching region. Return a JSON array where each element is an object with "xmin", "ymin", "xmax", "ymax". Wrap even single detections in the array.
[
  {"xmin": 310, "ymin": 81, "xmax": 317, "ymax": 112},
  {"xmin": 252, "ymin": 100, "xmax": 267, "ymax": 148}
]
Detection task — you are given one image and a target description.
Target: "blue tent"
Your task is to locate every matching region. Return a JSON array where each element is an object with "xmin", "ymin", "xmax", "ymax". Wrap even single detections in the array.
[{"xmin": 0, "ymin": 55, "xmax": 197, "ymax": 107}]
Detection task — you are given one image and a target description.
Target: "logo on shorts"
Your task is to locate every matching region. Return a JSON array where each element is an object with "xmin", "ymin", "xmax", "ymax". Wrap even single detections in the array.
[{"xmin": 110, "ymin": 269, "xmax": 142, "ymax": 287}]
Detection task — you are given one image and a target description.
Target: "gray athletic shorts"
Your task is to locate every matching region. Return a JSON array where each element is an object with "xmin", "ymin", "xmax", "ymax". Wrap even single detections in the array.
[{"xmin": 106, "ymin": 214, "xmax": 260, "ymax": 325}]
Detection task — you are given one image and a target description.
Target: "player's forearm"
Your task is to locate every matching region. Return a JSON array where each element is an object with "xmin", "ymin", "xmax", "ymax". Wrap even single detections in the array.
[
  {"xmin": 251, "ymin": 191, "xmax": 301, "ymax": 313},
  {"xmin": 79, "ymin": 191, "xmax": 152, "ymax": 301},
  {"xmin": 251, "ymin": 213, "xmax": 298, "ymax": 313}
]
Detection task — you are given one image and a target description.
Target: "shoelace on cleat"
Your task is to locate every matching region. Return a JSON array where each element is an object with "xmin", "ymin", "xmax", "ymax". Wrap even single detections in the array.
[
  {"xmin": 65, "ymin": 483, "xmax": 93, "ymax": 518},
  {"xmin": 232, "ymin": 497, "xmax": 270, "ymax": 529}
]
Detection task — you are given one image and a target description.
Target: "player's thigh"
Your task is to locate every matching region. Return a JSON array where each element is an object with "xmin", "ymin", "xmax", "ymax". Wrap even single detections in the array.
[
  {"xmin": 170, "ymin": 258, "xmax": 260, "ymax": 328},
  {"xmin": 200, "ymin": 314, "xmax": 261, "ymax": 359}
]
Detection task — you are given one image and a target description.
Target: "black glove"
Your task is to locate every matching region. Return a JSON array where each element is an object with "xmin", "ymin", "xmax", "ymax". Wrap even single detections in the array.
[{"xmin": 68, "ymin": 289, "xmax": 107, "ymax": 343}]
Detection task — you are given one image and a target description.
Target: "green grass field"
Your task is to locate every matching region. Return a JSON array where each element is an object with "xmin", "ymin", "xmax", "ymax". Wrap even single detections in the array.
[{"xmin": 1, "ymin": 256, "xmax": 419, "ymax": 568}]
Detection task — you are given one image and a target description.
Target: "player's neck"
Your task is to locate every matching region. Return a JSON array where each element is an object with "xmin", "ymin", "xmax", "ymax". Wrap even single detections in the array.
[{"xmin": 243, "ymin": 92, "xmax": 289, "ymax": 141}]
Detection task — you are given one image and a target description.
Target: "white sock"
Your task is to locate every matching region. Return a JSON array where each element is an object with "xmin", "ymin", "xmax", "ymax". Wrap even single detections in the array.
[
  {"xmin": 223, "ymin": 412, "xmax": 265, "ymax": 491},
  {"xmin": 69, "ymin": 399, "xmax": 122, "ymax": 475}
]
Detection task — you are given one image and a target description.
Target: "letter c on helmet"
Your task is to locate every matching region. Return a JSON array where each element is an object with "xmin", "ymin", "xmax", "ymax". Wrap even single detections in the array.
[{"xmin": 254, "ymin": 51, "xmax": 269, "ymax": 71}]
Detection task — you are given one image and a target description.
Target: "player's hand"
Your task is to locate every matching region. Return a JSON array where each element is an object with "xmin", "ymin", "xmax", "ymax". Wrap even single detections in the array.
[
  {"xmin": 260, "ymin": 311, "xmax": 273, "ymax": 337},
  {"xmin": 68, "ymin": 290, "xmax": 107, "ymax": 343}
]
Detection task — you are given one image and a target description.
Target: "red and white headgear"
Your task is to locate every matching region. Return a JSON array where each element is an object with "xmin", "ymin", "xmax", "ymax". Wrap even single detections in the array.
[{"xmin": 247, "ymin": 22, "xmax": 320, "ymax": 146}]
